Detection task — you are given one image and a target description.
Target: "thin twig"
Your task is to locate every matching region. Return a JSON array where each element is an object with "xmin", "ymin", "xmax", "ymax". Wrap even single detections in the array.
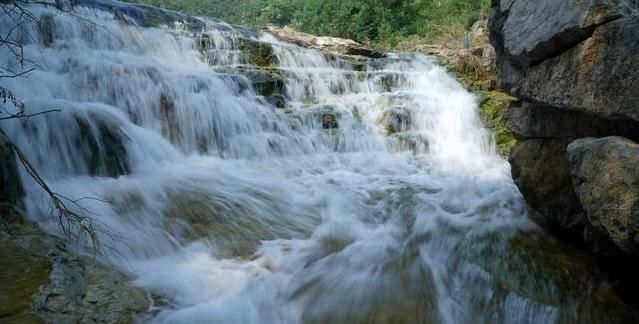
[
  {"xmin": 0, "ymin": 108, "xmax": 60, "ymax": 120},
  {"xmin": 7, "ymin": 136, "xmax": 102, "ymax": 252}
]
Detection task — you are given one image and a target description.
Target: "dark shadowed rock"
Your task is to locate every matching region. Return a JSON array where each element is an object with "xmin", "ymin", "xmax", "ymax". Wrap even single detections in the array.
[
  {"xmin": 510, "ymin": 139, "xmax": 585, "ymax": 229},
  {"xmin": 503, "ymin": 101, "xmax": 639, "ymax": 140},
  {"xmin": 0, "ymin": 131, "xmax": 22, "ymax": 208},
  {"xmin": 39, "ymin": 13, "xmax": 55, "ymax": 48}
]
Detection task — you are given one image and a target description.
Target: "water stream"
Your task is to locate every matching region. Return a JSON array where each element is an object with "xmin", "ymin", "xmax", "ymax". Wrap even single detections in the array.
[{"xmin": 0, "ymin": 2, "xmax": 634, "ymax": 323}]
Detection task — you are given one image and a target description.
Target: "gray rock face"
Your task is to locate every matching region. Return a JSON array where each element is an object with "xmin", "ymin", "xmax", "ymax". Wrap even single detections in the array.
[
  {"xmin": 567, "ymin": 137, "xmax": 639, "ymax": 253},
  {"xmin": 490, "ymin": 0, "xmax": 638, "ymax": 96},
  {"xmin": 32, "ymin": 244, "xmax": 148, "ymax": 324},
  {"xmin": 502, "ymin": 0, "xmax": 625, "ymax": 64},
  {"xmin": 489, "ymin": 0, "xmax": 639, "ymax": 260},
  {"xmin": 517, "ymin": 17, "xmax": 639, "ymax": 122}
]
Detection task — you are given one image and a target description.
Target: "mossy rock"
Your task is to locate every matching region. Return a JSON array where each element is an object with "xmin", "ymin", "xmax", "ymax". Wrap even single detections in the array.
[
  {"xmin": 309, "ymin": 106, "xmax": 341, "ymax": 130},
  {"xmin": 0, "ymin": 237, "xmax": 51, "ymax": 322},
  {"xmin": 265, "ymin": 94, "xmax": 287, "ymax": 109},
  {"xmin": 393, "ymin": 133, "xmax": 429, "ymax": 153},
  {"xmin": 379, "ymin": 107, "xmax": 413, "ymax": 135},
  {"xmin": 477, "ymin": 91, "xmax": 516, "ymax": 157},
  {"xmin": 237, "ymin": 38, "xmax": 279, "ymax": 67},
  {"xmin": 321, "ymin": 113, "xmax": 339, "ymax": 130},
  {"xmin": 239, "ymin": 67, "xmax": 286, "ymax": 99}
]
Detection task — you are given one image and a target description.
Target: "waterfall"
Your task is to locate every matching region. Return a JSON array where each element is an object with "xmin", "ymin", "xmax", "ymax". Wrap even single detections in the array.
[{"xmin": 0, "ymin": 1, "xmax": 633, "ymax": 323}]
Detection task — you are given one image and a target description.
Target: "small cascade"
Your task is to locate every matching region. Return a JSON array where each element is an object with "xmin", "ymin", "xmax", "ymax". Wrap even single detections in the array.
[{"xmin": 0, "ymin": 1, "xmax": 635, "ymax": 323}]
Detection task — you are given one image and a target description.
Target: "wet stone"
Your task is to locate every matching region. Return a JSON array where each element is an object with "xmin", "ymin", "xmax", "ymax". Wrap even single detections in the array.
[
  {"xmin": 237, "ymin": 38, "xmax": 279, "ymax": 67},
  {"xmin": 321, "ymin": 113, "xmax": 339, "ymax": 130},
  {"xmin": 379, "ymin": 106, "xmax": 413, "ymax": 135}
]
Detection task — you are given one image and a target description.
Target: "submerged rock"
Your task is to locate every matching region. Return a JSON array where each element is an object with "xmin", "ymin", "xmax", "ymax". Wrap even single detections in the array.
[
  {"xmin": 311, "ymin": 106, "xmax": 340, "ymax": 130},
  {"xmin": 39, "ymin": 13, "xmax": 55, "ymax": 48},
  {"xmin": 74, "ymin": 115, "xmax": 130, "ymax": 177},
  {"xmin": 378, "ymin": 107, "xmax": 413, "ymax": 135},
  {"xmin": 321, "ymin": 113, "xmax": 339, "ymax": 130},
  {"xmin": 0, "ymin": 226, "xmax": 50, "ymax": 323},
  {"xmin": 240, "ymin": 68, "xmax": 286, "ymax": 101},
  {"xmin": 392, "ymin": 133, "xmax": 429, "ymax": 154}
]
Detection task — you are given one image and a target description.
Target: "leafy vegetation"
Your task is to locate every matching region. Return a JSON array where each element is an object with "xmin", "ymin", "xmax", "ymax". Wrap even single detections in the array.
[{"xmin": 127, "ymin": 0, "xmax": 490, "ymax": 48}]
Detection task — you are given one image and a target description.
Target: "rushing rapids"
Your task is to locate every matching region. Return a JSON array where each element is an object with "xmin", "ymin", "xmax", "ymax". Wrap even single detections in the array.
[{"xmin": 0, "ymin": 1, "xmax": 636, "ymax": 323}]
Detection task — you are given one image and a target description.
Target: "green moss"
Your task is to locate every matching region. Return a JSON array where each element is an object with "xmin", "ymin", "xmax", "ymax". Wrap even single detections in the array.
[
  {"xmin": 0, "ymin": 239, "xmax": 51, "ymax": 322},
  {"xmin": 477, "ymin": 90, "xmax": 516, "ymax": 157},
  {"xmin": 438, "ymin": 56, "xmax": 515, "ymax": 157},
  {"xmin": 237, "ymin": 38, "xmax": 279, "ymax": 67}
]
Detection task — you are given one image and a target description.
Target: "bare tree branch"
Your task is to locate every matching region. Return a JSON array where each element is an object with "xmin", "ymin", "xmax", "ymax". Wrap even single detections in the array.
[
  {"xmin": 0, "ymin": 108, "xmax": 60, "ymax": 120},
  {"xmin": 7, "ymin": 135, "xmax": 102, "ymax": 252},
  {"xmin": 0, "ymin": 0, "xmax": 125, "ymax": 256},
  {"xmin": 0, "ymin": 67, "xmax": 34, "ymax": 78}
]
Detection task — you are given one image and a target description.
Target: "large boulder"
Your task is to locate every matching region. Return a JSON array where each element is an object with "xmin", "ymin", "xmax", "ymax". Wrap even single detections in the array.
[
  {"xmin": 502, "ymin": 101, "xmax": 639, "ymax": 231},
  {"xmin": 567, "ymin": 137, "xmax": 639, "ymax": 253},
  {"xmin": 516, "ymin": 17, "xmax": 639, "ymax": 122},
  {"xmin": 490, "ymin": 0, "xmax": 639, "ymax": 298},
  {"xmin": 489, "ymin": 0, "xmax": 635, "ymax": 92},
  {"xmin": 490, "ymin": 0, "xmax": 639, "ymax": 246},
  {"xmin": 501, "ymin": 0, "xmax": 625, "ymax": 65}
]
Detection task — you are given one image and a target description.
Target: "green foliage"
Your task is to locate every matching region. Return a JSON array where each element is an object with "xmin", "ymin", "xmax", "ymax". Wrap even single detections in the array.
[
  {"xmin": 125, "ymin": 0, "xmax": 490, "ymax": 48},
  {"xmin": 478, "ymin": 91, "xmax": 516, "ymax": 157}
]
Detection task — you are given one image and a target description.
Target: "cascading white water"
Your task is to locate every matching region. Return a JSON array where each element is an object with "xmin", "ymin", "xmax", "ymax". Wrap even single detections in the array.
[{"xmin": 0, "ymin": 2, "xmax": 634, "ymax": 323}]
